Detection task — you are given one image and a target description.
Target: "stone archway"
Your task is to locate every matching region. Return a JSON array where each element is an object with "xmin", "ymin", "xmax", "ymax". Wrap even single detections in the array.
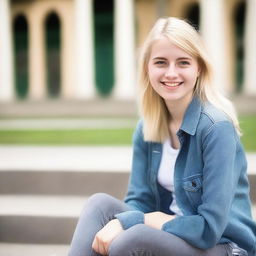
[
  {"xmin": 93, "ymin": 0, "xmax": 114, "ymax": 96},
  {"xmin": 13, "ymin": 14, "xmax": 29, "ymax": 99},
  {"xmin": 233, "ymin": 1, "xmax": 246, "ymax": 93},
  {"xmin": 45, "ymin": 11, "xmax": 61, "ymax": 98}
]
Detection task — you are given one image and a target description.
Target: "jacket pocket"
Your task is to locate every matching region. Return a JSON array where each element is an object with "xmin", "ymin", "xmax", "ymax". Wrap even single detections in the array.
[{"xmin": 182, "ymin": 174, "xmax": 203, "ymax": 210}]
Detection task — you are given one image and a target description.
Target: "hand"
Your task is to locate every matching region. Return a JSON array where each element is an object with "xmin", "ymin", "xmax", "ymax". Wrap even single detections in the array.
[
  {"xmin": 144, "ymin": 211, "xmax": 175, "ymax": 230},
  {"xmin": 92, "ymin": 219, "xmax": 123, "ymax": 255}
]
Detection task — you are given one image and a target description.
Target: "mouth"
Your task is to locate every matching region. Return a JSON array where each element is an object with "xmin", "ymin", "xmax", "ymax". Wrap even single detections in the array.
[{"xmin": 160, "ymin": 81, "xmax": 183, "ymax": 89}]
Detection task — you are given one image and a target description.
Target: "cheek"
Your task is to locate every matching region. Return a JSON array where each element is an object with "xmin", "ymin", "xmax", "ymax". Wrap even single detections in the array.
[
  {"xmin": 148, "ymin": 67, "xmax": 162, "ymax": 82},
  {"xmin": 185, "ymin": 69, "xmax": 199, "ymax": 84}
]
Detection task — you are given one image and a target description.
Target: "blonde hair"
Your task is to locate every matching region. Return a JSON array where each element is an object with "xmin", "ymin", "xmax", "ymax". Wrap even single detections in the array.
[{"xmin": 138, "ymin": 17, "xmax": 241, "ymax": 142}]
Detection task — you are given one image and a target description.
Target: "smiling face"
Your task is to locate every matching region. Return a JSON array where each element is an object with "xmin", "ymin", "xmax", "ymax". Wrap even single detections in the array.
[{"xmin": 147, "ymin": 36, "xmax": 199, "ymax": 106}]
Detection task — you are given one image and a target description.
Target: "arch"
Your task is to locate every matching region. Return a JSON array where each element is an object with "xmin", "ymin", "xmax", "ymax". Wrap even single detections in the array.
[
  {"xmin": 13, "ymin": 14, "xmax": 29, "ymax": 99},
  {"xmin": 185, "ymin": 3, "xmax": 200, "ymax": 30},
  {"xmin": 93, "ymin": 0, "xmax": 114, "ymax": 96},
  {"xmin": 233, "ymin": 1, "xmax": 245, "ymax": 93},
  {"xmin": 44, "ymin": 11, "xmax": 61, "ymax": 98}
]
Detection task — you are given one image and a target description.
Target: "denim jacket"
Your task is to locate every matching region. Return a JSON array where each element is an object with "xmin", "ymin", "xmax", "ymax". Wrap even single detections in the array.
[{"xmin": 115, "ymin": 97, "xmax": 256, "ymax": 256}]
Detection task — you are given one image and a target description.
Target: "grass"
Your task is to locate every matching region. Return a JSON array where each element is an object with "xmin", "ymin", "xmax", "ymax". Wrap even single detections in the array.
[
  {"xmin": 239, "ymin": 115, "xmax": 256, "ymax": 152},
  {"xmin": 0, "ymin": 116, "xmax": 255, "ymax": 151},
  {"xmin": 0, "ymin": 129, "xmax": 134, "ymax": 145}
]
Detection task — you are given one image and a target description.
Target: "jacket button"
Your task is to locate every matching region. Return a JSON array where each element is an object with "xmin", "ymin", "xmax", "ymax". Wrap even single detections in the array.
[{"xmin": 191, "ymin": 181, "xmax": 197, "ymax": 187}]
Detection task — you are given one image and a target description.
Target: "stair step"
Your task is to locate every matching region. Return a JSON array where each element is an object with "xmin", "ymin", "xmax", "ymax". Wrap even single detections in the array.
[
  {"xmin": 0, "ymin": 195, "xmax": 86, "ymax": 244},
  {"xmin": 0, "ymin": 243, "xmax": 69, "ymax": 256},
  {"xmin": 0, "ymin": 99, "xmax": 138, "ymax": 118},
  {"xmin": 0, "ymin": 146, "xmax": 132, "ymax": 172},
  {"xmin": 0, "ymin": 171, "xmax": 255, "ymax": 202},
  {"xmin": 0, "ymin": 195, "xmax": 255, "ymax": 244},
  {"xmin": 0, "ymin": 195, "xmax": 86, "ymax": 217},
  {"xmin": 0, "ymin": 170, "xmax": 129, "ymax": 197}
]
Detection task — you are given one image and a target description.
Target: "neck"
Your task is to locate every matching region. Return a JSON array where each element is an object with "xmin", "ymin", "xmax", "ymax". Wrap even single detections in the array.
[{"xmin": 165, "ymin": 96, "xmax": 193, "ymax": 127}]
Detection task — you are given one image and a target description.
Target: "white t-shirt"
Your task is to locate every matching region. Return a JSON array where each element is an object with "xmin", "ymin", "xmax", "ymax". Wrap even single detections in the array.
[{"xmin": 157, "ymin": 139, "xmax": 183, "ymax": 216}]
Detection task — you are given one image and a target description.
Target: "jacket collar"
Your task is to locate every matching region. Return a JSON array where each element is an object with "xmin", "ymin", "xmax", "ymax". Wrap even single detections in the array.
[{"xmin": 178, "ymin": 96, "xmax": 202, "ymax": 136}]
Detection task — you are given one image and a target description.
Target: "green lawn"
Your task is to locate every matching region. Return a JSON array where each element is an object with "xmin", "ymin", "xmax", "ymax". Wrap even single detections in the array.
[
  {"xmin": 0, "ymin": 116, "xmax": 255, "ymax": 151},
  {"xmin": 239, "ymin": 116, "xmax": 256, "ymax": 152},
  {"xmin": 0, "ymin": 128, "xmax": 134, "ymax": 145}
]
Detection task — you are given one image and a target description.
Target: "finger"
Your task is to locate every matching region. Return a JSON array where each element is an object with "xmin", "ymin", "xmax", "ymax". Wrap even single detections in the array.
[
  {"xmin": 92, "ymin": 236, "xmax": 99, "ymax": 253},
  {"xmin": 93, "ymin": 232, "xmax": 107, "ymax": 256},
  {"xmin": 98, "ymin": 238, "xmax": 107, "ymax": 255}
]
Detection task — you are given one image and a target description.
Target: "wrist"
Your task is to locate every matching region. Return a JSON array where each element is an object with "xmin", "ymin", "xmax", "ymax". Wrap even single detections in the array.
[{"xmin": 115, "ymin": 210, "xmax": 145, "ymax": 230}]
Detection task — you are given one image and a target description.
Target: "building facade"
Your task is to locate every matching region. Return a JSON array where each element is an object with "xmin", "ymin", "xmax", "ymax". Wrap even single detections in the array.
[{"xmin": 0, "ymin": 0, "xmax": 255, "ymax": 102}]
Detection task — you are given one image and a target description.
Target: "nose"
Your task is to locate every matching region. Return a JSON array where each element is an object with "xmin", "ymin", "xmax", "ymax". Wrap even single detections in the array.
[{"xmin": 164, "ymin": 64, "xmax": 178, "ymax": 79}]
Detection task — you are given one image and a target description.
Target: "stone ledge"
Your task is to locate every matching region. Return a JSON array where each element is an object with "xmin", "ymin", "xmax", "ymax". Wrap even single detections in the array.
[{"xmin": 0, "ymin": 243, "xmax": 69, "ymax": 256}]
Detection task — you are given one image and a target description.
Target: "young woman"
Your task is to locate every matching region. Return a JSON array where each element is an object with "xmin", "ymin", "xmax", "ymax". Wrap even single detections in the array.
[{"xmin": 68, "ymin": 17, "xmax": 256, "ymax": 256}]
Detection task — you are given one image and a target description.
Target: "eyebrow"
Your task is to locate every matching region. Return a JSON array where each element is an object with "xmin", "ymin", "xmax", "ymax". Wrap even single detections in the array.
[
  {"xmin": 177, "ymin": 57, "xmax": 192, "ymax": 61},
  {"xmin": 152, "ymin": 57, "xmax": 192, "ymax": 61},
  {"xmin": 152, "ymin": 57, "xmax": 166, "ymax": 60}
]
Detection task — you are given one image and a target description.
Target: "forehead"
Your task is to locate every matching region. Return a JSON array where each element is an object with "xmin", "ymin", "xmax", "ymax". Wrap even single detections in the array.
[{"xmin": 150, "ymin": 36, "xmax": 193, "ymax": 60}]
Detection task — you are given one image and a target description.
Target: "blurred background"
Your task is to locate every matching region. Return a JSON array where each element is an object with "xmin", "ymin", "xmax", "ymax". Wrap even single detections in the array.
[{"xmin": 0, "ymin": 0, "xmax": 255, "ymax": 255}]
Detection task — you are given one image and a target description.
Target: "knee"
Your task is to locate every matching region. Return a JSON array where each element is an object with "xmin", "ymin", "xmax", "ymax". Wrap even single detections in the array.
[{"xmin": 84, "ymin": 193, "xmax": 119, "ymax": 214}]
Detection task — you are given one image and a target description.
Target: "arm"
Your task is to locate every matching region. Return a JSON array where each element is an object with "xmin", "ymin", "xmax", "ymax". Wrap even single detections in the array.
[
  {"xmin": 116, "ymin": 120, "xmax": 158, "ymax": 229},
  {"xmin": 91, "ymin": 212, "xmax": 175, "ymax": 255},
  {"xmin": 162, "ymin": 121, "xmax": 240, "ymax": 249},
  {"xmin": 124, "ymin": 120, "xmax": 156, "ymax": 211}
]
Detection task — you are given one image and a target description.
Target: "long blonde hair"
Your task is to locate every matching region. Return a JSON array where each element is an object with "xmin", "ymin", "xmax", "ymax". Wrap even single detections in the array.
[{"xmin": 138, "ymin": 17, "xmax": 241, "ymax": 142}]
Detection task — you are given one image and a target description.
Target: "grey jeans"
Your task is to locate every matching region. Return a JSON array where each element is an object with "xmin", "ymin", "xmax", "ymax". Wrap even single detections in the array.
[{"xmin": 68, "ymin": 193, "xmax": 246, "ymax": 256}]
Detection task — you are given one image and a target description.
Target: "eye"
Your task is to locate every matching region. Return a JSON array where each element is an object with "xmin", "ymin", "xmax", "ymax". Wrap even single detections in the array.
[
  {"xmin": 154, "ymin": 60, "xmax": 167, "ymax": 66},
  {"xmin": 179, "ymin": 60, "xmax": 190, "ymax": 66}
]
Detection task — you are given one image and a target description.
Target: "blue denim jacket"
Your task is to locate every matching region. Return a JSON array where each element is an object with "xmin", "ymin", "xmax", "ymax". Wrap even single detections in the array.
[{"xmin": 115, "ymin": 97, "xmax": 256, "ymax": 256}]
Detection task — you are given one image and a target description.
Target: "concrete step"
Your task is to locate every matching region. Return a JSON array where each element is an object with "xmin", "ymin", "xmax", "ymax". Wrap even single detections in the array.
[
  {"xmin": 0, "ymin": 243, "xmax": 69, "ymax": 256},
  {"xmin": 0, "ymin": 170, "xmax": 255, "ymax": 202},
  {"xmin": 0, "ymin": 146, "xmax": 132, "ymax": 172},
  {"xmin": 0, "ymin": 117, "xmax": 138, "ymax": 130},
  {"xmin": 0, "ymin": 195, "xmax": 255, "ymax": 245},
  {"xmin": 0, "ymin": 170, "xmax": 129, "ymax": 198},
  {"xmin": 0, "ymin": 145, "xmax": 255, "ymax": 200},
  {"xmin": 0, "ymin": 99, "xmax": 138, "ymax": 118},
  {"xmin": 0, "ymin": 195, "xmax": 86, "ymax": 244},
  {"xmin": 0, "ymin": 145, "xmax": 255, "ymax": 245},
  {"xmin": 0, "ymin": 96, "xmax": 255, "ymax": 118}
]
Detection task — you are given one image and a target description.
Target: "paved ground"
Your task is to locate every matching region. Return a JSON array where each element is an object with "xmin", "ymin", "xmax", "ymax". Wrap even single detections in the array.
[
  {"xmin": 0, "ymin": 99, "xmax": 139, "ymax": 118},
  {"xmin": 0, "ymin": 95, "xmax": 255, "ymax": 118},
  {"xmin": 0, "ymin": 117, "xmax": 138, "ymax": 130}
]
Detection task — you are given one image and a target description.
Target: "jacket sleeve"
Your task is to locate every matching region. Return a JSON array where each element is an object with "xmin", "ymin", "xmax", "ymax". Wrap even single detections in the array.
[
  {"xmin": 115, "ymin": 120, "xmax": 156, "ymax": 229},
  {"xmin": 162, "ymin": 121, "xmax": 240, "ymax": 249}
]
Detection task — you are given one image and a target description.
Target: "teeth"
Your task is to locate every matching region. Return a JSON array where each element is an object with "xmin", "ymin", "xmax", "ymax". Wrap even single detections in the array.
[{"xmin": 163, "ymin": 82, "xmax": 180, "ymax": 87}]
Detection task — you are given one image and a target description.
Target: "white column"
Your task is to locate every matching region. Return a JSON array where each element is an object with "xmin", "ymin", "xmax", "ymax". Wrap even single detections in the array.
[
  {"xmin": 114, "ymin": 0, "xmax": 136, "ymax": 99},
  {"xmin": 28, "ymin": 11, "xmax": 46, "ymax": 99},
  {"xmin": 244, "ymin": 0, "xmax": 256, "ymax": 95},
  {"xmin": 200, "ymin": 0, "xmax": 230, "ymax": 95},
  {"xmin": 74, "ymin": 0, "xmax": 95, "ymax": 99},
  {"xmin": 0, "ymin": 0, "xmax": 14, "ymax": 101}
]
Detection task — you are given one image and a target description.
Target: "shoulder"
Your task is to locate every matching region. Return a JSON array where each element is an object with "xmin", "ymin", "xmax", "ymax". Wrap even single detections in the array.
[
  {"xmin": 201, "ymin": 102, "xmax": 230, "ymax": 124},
  {"xmin": 197, "ymin": 103, "xmax": 236, "ymax": 139}
]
